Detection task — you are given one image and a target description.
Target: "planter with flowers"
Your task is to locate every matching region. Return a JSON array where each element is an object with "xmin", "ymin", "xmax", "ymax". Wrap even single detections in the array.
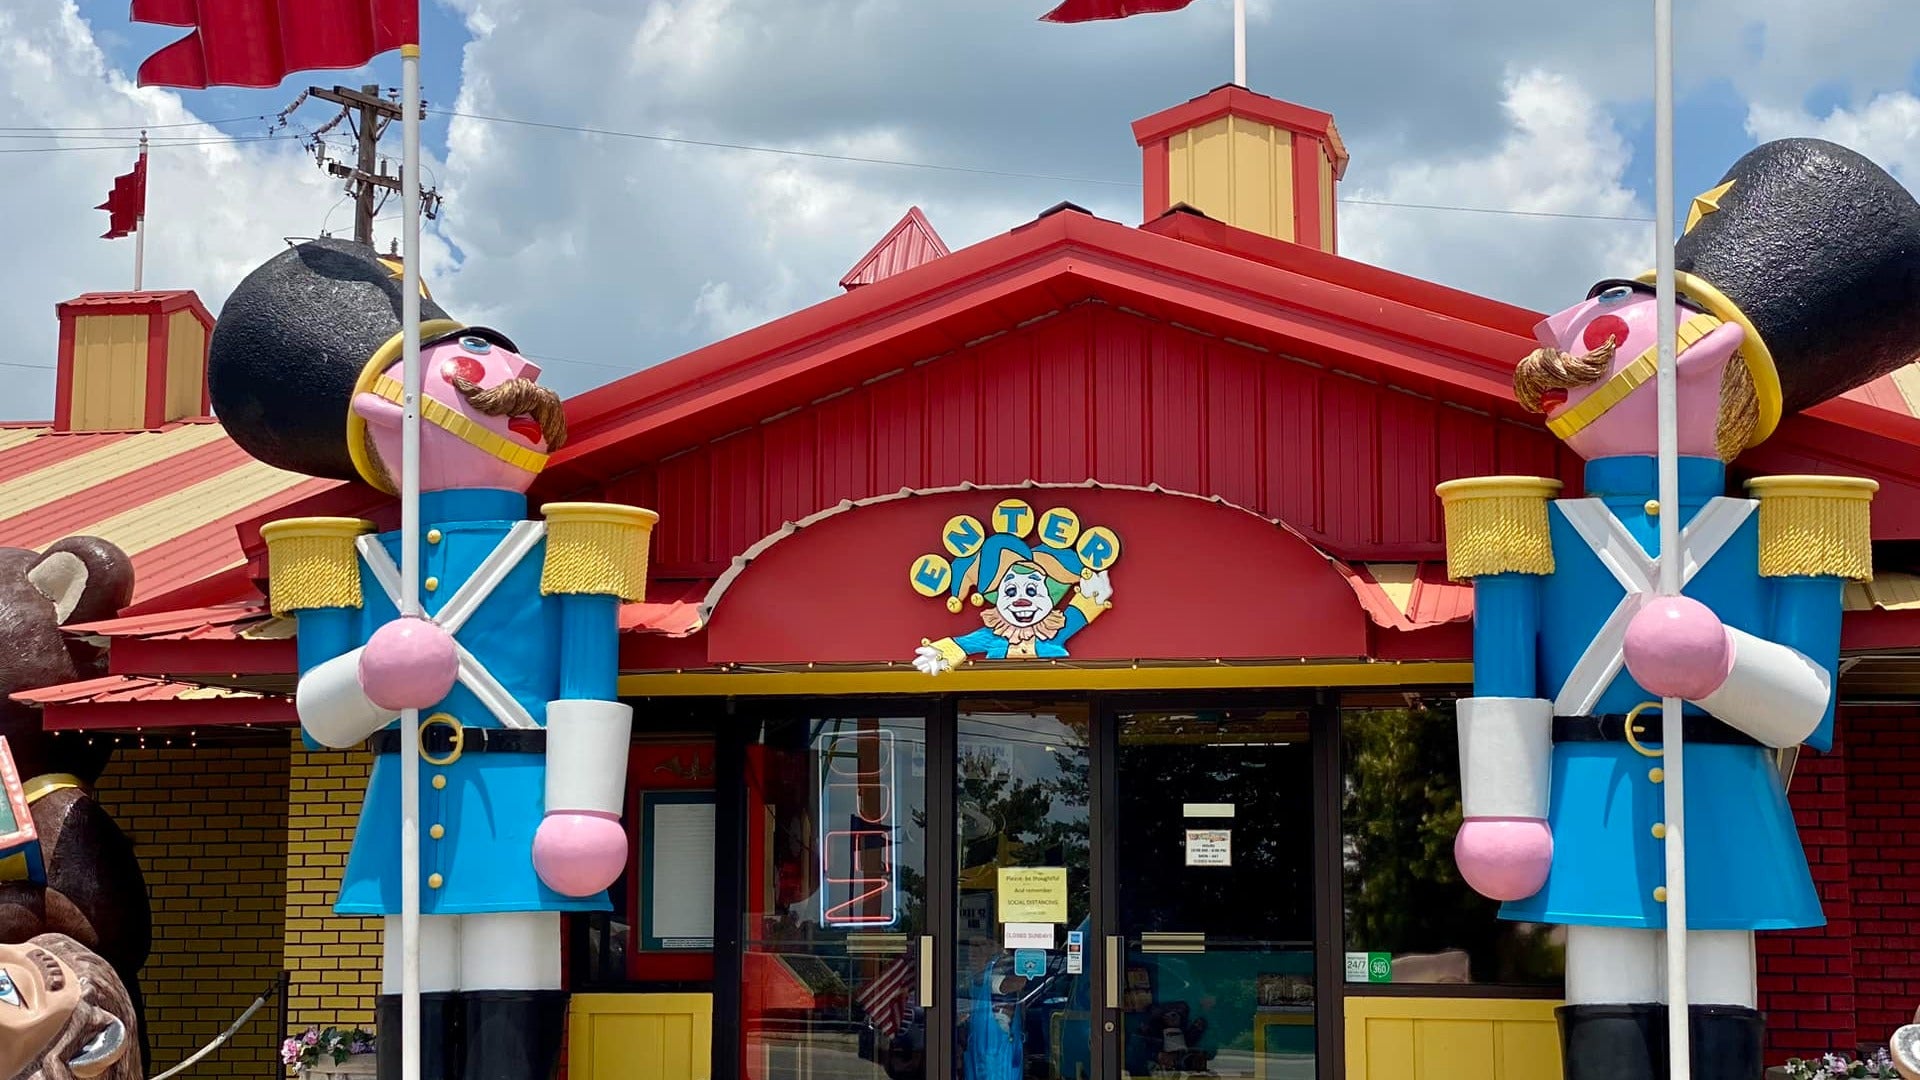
[
  {"xmin": 1767, "ymin": 1048, "xmax": 1900, "ymax": 1079},
  {"xmin": 282, "ymin": 1026, "xmax": 376, "ymax": 1080}
]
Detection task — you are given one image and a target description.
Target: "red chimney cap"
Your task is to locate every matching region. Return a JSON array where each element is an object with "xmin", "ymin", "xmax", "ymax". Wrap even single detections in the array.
[{"xmin": 1132, "ymin": 85, "xmax": 1348, "ymax": 180}]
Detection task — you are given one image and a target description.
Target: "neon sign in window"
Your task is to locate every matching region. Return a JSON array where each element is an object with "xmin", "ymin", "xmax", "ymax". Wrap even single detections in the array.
[{"xmin": 819, "ymin": 727, "xmax": 899, "ymax": 928}]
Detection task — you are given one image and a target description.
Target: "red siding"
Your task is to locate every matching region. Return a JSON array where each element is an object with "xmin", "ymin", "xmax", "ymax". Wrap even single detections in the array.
[
  {"xmin": 605, "ymin": 302, "xmax": 1574, "ymax": 580},
  {"xmin": 1761, "ymin": 707, "xmax": 1920, "ymax": 1063}
]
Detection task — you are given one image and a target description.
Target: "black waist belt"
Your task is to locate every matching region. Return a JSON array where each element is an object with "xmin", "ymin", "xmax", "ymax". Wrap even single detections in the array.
[
  {"xmin": 370, "ymin": 727, "xmax": 546, "ymax": 756},
  {"xmin": 1552, "ymin": 714, "xmax": 1760, "ymax": 749}
]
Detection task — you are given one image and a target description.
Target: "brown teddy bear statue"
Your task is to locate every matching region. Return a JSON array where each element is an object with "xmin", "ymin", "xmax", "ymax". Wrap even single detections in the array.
[{"xmin": 0, "ymin": 538, "xmax": 151, "ymax": 1069}]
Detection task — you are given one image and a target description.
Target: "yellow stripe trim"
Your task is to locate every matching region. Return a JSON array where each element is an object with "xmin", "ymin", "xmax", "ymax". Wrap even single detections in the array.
[
  {"xmin": 368, "ymin": 377, "xmax": 551, "ymax": 476},
  {"xmin": 22, "ymin": 773, "xmax": 81, "ymax": 804},
  {"xmin": 0, "ymin": 424, "xmax": 230, "ymax": 523},
  {"xmin": 0, "ymin": 428, "xmax": 45, "ymax": 453},
  {"xmin": 72, "ymin": 459, "xmax": 311, "ymax": 557},
  {"xmin": 1637, "ymin": 269, "xmax": 1783, "ymax": 446},
  {"xmin": 616, "ymin": 661, "xmax": 1472, "ymax": 697},
  {"xmin": 1545, "ymin": 314, "xmax": 1721, "ymax": 440},
  {"xmin": 345, "ymin": 319, "xmax": 465, "ymax": 493}
]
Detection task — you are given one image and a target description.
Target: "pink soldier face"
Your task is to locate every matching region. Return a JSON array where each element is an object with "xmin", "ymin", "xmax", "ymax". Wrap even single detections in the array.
[
  {"xmin": 1520, "ymin": 284, "xmax": 1748, "ymax": 461},
  {"xmin": 351, "ymin": 333, "xmax": 565, "ymax": 494}
]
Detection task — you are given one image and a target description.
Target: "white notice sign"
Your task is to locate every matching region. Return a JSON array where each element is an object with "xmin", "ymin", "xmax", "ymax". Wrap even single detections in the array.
[
  {"xmin": 1186, "ymin": 828, "xmax": 1231, "ymax": 867},
  {"xmin": 1004, "ymin": 922, "xmax": 1055, "ymax": 950}
]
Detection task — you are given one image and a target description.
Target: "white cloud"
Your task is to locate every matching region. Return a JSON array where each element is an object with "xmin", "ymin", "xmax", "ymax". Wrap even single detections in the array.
[
  {"xmin": 0, "ymin": 0, "xmax": 356, "ymax": 419},
  {"xmin": 1746, "ymin": 91, "xmax": 1920, "ymax": 185},
  {"xmin": 1339, "ymin": 69, "xmax": 1652, "ymax": 314}
]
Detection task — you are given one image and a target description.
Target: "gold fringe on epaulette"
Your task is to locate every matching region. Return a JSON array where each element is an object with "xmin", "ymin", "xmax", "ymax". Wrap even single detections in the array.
[
  {"xmin": 540, "ymin": 502, "xmax": 659, "ymax": 600},
  {"xmin": 1746, "ymin": 476, "xmax": 1877, "ymax": 581},
  {"xmin": 1435, "ymin": 476, "xmax": 1563, "ymax": 580},
  {"xmin": 259, "ymin": 518, "xmax": 375, "ymax": 615}
]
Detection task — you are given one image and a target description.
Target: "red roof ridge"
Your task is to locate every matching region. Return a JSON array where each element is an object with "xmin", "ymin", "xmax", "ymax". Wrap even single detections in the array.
[{"xmin": 840, "ymin": 206, "xmax": 951, "ymax": 291}]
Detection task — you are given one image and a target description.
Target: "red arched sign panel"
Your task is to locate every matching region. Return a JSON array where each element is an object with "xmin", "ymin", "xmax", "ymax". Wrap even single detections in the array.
[{"xmin": 704, "ymin": 486, "xmax": 1369, "ymax": 666}]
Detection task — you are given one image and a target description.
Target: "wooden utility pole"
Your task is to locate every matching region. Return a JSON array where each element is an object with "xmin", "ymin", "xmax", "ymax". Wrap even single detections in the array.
[{"xmin": 310, "ymin": 83, "xmax": 402, "ymax": 245}]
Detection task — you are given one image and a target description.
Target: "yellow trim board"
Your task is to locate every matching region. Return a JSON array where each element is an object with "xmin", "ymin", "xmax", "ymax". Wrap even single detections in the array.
[
  {"xmin": 1345, "ymin": 996, "xmax": 1562, "ymax": 1080},
  {"xmin": 617, "ymin": 661, "xmax": 1472, "ymax": 697},
  {"xmin": 569, "ymin": 993, "xmax": 711, "ymax": 1080}
]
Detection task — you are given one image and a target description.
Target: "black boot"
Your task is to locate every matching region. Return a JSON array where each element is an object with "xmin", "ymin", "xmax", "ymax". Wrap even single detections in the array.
[
  {"xmin": 1688, "ymin": 1004, "xmax": 1765, "ymax": 1080},
  {"xmin": 1558, "ymin": 1003, "xmax": 1665, "ymax": 1080},
  {"xmin": 462, "ymin": 990, "xmax": 570, "ymax": 1080},
  {"xmin": 377, "ymin": 991, "xmax": 465, "ymax": 1080}
]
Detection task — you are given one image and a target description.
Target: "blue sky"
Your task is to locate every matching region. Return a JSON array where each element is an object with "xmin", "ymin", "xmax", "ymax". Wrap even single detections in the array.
[{"xmin": 5, "ymin": 0, "xmax": 1919, "ymax": 417}]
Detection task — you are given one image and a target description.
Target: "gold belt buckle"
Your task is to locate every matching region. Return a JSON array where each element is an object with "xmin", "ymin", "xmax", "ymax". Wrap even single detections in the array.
[
  {"xmin": 419, "ymin": 713, "xmax": 465, "ymax": 767},
  {"xmin": 1623, "ymin": 701, "xmax": 1664, "ymax": 759}
]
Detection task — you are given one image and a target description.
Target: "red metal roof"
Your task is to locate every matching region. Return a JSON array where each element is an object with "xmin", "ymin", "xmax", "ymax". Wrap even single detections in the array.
[
  {"xmin": 840, "ymin": 207, "xmax": 951, "ymax": 290},
  {"xmin": 0, "ymin": 421, "xmax": 331, "ymax": 609},
  {"xmin": 12, "ymin": 674, "xmax": 294, "ymax": 731}
]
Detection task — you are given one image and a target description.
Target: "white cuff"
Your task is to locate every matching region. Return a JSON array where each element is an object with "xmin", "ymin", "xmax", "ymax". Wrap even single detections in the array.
[
  {"xmin": 297, "ymin": 649, "xmax": 399, "ymax": 748},
  {"xmin": 1696, "ymin": 628, "xmax": 1830, "ymax": 749},
  {"xmin": 1458, "ymin": 697, "xmax": 1553, "ymax": 819},
  {"xmin": 545, "ymin": 699, "xmax": 633, "ymax": 815}
]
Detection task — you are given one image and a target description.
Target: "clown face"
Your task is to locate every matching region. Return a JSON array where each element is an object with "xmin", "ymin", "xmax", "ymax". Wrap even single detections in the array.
[
  {"xmin": 351, "ymin": 332, "xmax": 567, "ymax": 494},
  {"xmin": 993, "ymin": 565, "xmax": 1057, "ymax": 629},
  {"xmin": 1518, "ymin": 283, "xmax": 1752, "ymax": 461}
]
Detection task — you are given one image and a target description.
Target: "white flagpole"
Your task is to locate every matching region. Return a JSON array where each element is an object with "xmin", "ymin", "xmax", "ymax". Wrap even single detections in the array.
[
  {"xmin": 1232, "ymin": 0, "xmax": 1246, "ymax": 86},
  {"xmin": 133, "ymin": 132, "xmax": 147, "ymax": 290},
  {"xmin": 1652, "ymin": 0, "xmax": 1691, "ymax": 1073},
  {"xmin": 398, "ymin": 41, "xmax": 425, "ymax": 1080}
]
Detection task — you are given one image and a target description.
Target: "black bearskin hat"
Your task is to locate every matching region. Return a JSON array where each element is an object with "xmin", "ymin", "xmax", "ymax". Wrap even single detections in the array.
[
  {"xmin": 207, "ymin": 238, "xmax": 514, "ymax": 484},
  {"xmin": 1610, "ymin": 138, "xmax": 1920, "ymax": 446}
]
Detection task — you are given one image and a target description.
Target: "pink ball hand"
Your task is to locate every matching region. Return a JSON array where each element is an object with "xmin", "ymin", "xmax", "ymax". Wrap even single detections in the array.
[
  {"xmin": 532, "ymin": 811, "xmax": 627, "ymax": 897},
  {"xmin": 1455, "ymin": 818, "xmax": 1553, "ymax": 901},
  {"xmin": 1623, "ymin": 595, "xmax": 1733, "ymax": 701},
  {"xmin": 357, "ymin": 616, "xmax": 459, "ymax": 711}
]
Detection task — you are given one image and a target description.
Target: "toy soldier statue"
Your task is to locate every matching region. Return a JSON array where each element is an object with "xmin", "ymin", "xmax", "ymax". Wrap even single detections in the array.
[
  {"xmin": 209, "ymin": 239, "xmax": 655, "ymax": 1080},
  {"xmin": 1439, "ymin": 138, "xmax": 1920, "ymax": 1080}
]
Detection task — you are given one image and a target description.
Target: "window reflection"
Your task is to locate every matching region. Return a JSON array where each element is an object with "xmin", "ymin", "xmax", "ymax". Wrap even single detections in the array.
[
  {"xmin": 745, "ymin": 716, "xmax": 929, "ymax": 1080},
  {"xmin": 1340, "ymin": 701, "xmax": 1565, "ymax": 987}
]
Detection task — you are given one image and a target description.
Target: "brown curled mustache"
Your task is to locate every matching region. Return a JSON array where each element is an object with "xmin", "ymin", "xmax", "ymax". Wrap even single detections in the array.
[
  {"xmin": 451, "ymin": 376, "xmax": 569, "ymax": 451},
  {"xmin": 1512, "ymin": 336, "xmax": 1617, "ymax": 413}
]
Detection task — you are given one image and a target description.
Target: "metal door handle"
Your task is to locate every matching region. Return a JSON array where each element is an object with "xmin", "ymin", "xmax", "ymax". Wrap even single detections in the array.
[
  {"xmin": 1105, "ymin": 935, "xmax": 1121, "ymax": 1009},
  {"xmin": 919, "ymin": 934, "xmax": 936, "ymax": 1009}
]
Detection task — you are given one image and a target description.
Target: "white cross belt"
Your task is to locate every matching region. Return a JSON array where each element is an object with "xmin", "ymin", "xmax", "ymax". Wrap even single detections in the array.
[
  {"xmin": 1551, "ymin": 497, "xmax": 1754, "ymax": 716},
  {"xmin": 356, "ymin": 523, "xmax": 547, "ymax": 730}
]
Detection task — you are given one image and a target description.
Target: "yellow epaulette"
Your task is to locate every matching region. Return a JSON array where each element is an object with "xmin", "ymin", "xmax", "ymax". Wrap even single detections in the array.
[
  {"xmin": 259, "ymin": 517, "xmax": 375, "ymax": 616},
  {"xmin": 1745, "ymin": 475, "xmax": 1877, "ymax": 581},
  {"xmin": 540, "ymin": 502, "xmax": 660, "ymax": 601},
  {"xmin": 1434, "ymin": 476, "xmax": 1563, "ymax": 580}
]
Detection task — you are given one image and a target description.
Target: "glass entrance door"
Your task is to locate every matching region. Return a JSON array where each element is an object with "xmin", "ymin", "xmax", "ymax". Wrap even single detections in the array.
[
  {"xmin": 1103, "ymin": 707, "xmax": 1319, "ymax": 1080},
  {"xmin": 953, "ymin": 700, "xmax": 1095, "ymax": 1080},
  {"xmin": 742, "ymin": 713, "xmax": 931, "ymax": 1080}
]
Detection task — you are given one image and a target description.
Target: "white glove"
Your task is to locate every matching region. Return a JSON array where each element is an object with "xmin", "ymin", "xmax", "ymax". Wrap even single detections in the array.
[
  {"xmin": 913, "ymin": 644, "xmax": 953, "ymax": 675},
  {"xmin": 1079, "ymin": 570, "xmax": 1114, "ymax": 605}
]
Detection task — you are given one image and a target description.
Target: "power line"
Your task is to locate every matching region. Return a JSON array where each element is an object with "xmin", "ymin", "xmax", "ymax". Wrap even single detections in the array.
[
  {"xmin": 430, "ymin": 107, "xmax": 1140, "ymax": 188},
  {"xmin": 428, "ymin": 107, "xmax": 1658, "ymax": 224},
  {"xmin": 0, "ymin": 133, "xmax": 309, "ymax": 154},
  {"xmin": 0, "ymin": 115, "xmax": 268, "ymax": 132}
]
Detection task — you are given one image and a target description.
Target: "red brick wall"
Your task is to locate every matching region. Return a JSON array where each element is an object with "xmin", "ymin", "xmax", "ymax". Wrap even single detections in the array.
[{"xmin": 1761, "ymin": 706, "xmax": 1920, "ymax": 1063}]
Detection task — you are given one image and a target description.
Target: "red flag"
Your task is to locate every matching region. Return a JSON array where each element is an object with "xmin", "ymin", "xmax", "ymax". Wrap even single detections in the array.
[
  {"xmin": 1040, "ymin": 0, "xmax": 1197, "ymax": 22},
  {"xmin": 132, "ymin": 0, "xmax": 419, "ymax": 89},
  {"xmin": 97, "ymin": 155, "xmax": 146, "ymax": 240}
]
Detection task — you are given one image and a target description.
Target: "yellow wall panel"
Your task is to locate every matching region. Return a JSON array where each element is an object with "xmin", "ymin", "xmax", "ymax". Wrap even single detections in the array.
[
  {"xmin": 1319, "ymin": 150, "xmax": 1336, "ymax": 252},
  {"xmin": 71, "ymin": 313, "xmax": 148, "ymax": 431},
  {"xmin": 1165, "ymin": 116, "xmax": 1293, "ymax": 242},
  {"xmin": 166, "ymin": 310, "xmax": 207, "ymax": 421},
  {"xmin": 570, "ymin": 994, "xmax": 713, "ymax": 1080},
  {"xmin": 1345, "ymin": 997, "xmax": 1561, "ymax": 1080}
]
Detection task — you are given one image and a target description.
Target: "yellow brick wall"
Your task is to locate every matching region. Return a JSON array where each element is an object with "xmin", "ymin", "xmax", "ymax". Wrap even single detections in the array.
[
  {"xmin": 94, "ymin": 743, "xmax": 290, "ymax": 1077},
  {"xmin": 287, "ymin": 738, "xmax": 383, "ymax": 1028}
]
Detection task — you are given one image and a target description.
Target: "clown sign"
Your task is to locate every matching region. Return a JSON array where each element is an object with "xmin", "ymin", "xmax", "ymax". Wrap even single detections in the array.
[{"xmin": 908, "ymin": 499, "xmax": 1119, "ymax": 673}]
